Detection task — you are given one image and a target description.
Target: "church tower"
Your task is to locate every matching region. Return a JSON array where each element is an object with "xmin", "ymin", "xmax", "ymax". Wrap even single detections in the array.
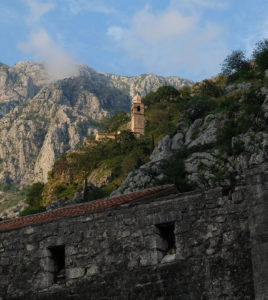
[{"xmin": 131, "ymin": 95, "xmax": 145, "ymax": 137}]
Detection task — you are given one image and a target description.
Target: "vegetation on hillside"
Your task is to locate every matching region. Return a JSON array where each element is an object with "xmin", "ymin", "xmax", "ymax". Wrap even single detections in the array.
[
  {"xmin": 20, "ymin": 38, "xmax": 268, "ymax": 216},
  {"xmin": 40, "ymin": 130, "xmax": 153, "ymax": 206},
  {"xmin": 0, "ymin": 184, "xmax": 27, "ymax": 220},
  {"xmin": 98, "ymin": 111, "xmax": 130, "ymax": 133},
  {"xmin": 19, "ymin": 183, "xmax": 45, "ymax": 216}
]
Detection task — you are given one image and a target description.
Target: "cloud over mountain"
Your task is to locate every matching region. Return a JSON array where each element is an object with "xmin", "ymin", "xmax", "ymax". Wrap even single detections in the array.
[{"xmin": 19, "ymin": 0, "xmax": 78, "ymax": 81}]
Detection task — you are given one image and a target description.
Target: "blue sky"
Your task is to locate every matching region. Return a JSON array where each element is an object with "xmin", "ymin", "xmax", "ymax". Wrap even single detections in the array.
[{"xmin": 0, "ymin": 0, "xmax": 267, "ymax": 81}]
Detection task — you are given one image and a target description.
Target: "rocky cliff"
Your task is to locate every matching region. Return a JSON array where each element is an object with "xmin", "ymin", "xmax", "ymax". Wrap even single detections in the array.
[
  {"xmin": 0, "ymin": 61, "xmax": 193, "ymax": 187},
  {"xmin": 112, "ymin": 81, "xmax": 268, "ymax": 196}
]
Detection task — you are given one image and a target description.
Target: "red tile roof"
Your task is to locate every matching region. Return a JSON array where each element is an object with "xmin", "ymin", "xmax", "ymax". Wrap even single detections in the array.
[{"xmin": 0, "ymin": 185, "xmax": 176, "ymax": 232}]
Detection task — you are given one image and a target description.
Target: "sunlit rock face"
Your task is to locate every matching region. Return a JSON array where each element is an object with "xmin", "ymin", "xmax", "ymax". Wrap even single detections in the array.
[{"xmin": 0, "ymin": 61, "xmax": 193, "ymax": 185}]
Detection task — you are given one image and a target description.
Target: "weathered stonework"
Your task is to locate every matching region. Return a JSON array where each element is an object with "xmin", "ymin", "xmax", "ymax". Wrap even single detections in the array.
[
  {"xmin": 131, "ymin": 95, "xmax": 145, "ymax": 137},
  {"xmin": 0, "ymin": 164, "xmax": 268, "ymax": 299}
]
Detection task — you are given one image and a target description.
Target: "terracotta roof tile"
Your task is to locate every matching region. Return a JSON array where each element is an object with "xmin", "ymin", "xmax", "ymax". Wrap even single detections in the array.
[{"xmin": 0, "ymin": 185, "xmax": 176, "ymax": 232}]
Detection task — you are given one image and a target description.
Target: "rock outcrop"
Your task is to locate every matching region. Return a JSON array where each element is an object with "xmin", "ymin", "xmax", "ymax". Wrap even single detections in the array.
[
  {"xmin": 0, "ymin": 61, "xmax": 193, "ymax": 186},
  {"xmin": 112, "ymin": 81, "xmax": 268, "ymax": 196}
]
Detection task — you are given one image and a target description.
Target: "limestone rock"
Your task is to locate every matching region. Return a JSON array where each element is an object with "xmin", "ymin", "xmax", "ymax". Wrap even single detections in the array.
[
  {"xmin": 225, "ymin": 82, "xmax": 252, "ymax": 93},
  {"xmin": 171, "ymin": 132, "xmax": 184, "ymax": 150},
  {"xmin": 186, "ymin": 114, "xmax": 224, "ymax": 149},
  {"xmin": 0, "ymin": 61, "xmax": 192, "ymax": 187},
  {"xmin": 150, "ymin": 135, "xmax": 172, "ymax": 162}
]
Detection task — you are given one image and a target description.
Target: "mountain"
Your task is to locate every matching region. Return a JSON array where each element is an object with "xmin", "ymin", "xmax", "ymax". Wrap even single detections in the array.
[
  {"xmin": 0, "ymin": 61, "xmax": 193, "ymax": 187},
  {"xmin": 37, "ymin": 72, "xmax": 268, "ymax": 214}
]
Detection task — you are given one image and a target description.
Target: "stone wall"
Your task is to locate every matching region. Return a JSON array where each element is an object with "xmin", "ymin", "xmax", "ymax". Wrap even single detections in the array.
[
  {"xmin": 246, "ymin": 163, "xmax": 268, "ymax": 300},
  {"xmin": 0, "ymin": 175, "xmax": 259, "ymax": 300}
]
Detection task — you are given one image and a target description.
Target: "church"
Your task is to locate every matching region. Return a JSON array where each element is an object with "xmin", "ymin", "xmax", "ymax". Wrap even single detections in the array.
[{"xmin": 96, "ymin": 95, "xmax": 145, "ymax": 141}]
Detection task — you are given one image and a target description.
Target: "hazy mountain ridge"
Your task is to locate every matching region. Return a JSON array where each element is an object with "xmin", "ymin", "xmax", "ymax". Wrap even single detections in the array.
[{"xmin": 0, "ymin": 61, "xmax": 193, "ymax": 188}]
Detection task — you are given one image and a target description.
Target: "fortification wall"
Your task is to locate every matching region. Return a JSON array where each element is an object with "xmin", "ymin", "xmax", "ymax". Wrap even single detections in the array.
[
  {"xmin": 0, "ymin": 177, "xmax": 258, "ymax": 300},
  {"xmin": 246, "ymin": 164, "xmax": 268, "ymax": 300}
]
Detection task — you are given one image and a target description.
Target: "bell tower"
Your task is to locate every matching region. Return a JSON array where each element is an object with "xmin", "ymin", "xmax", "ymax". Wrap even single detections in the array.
[{"xmin": 131, "ymin": 95, "xmax": 145, "ymax": 137}]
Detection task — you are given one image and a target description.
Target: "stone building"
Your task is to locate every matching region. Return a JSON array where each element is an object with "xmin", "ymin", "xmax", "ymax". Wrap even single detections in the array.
[
  {"xmin": 0, "ymin": 164, "xmax": 268, "ymax": 299},
  {"xmin": 95, "ymin": 95, "xmax": 145, "ymax": 141},
  {"xmin": 130, "ymin": 95, "xmax": 145, "ymax": 137},
  {"xmin": 95, "ymin": 132, "xmax": 116, "ymax": 141}
]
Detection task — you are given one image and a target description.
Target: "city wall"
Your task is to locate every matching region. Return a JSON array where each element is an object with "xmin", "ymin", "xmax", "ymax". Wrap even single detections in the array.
[{"xmin": 0, "ymin": 164, "xmax": 268, "ymax": 299}]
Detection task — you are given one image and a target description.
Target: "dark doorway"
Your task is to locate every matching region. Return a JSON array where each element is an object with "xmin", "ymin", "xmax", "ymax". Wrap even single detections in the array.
[
  {"xmin": 48, "ymin": 245, "xmax": 65, "ymax": 284},
  {"xmin": 156, "ymin": 222, "xmax": 176, "ymax": 255}
]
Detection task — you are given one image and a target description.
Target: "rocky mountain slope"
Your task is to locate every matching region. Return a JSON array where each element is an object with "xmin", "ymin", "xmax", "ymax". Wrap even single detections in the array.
[
  {"xmin": 37, "ymin": 70, "xmax": 268, "ymax": 214},
  {"xmin": 0, "ymin": 61, "xmax": 193, "ymax": 187},
  {"xmin": 112, "ymin": 82, "xmax": 268, "ymax": 196}
]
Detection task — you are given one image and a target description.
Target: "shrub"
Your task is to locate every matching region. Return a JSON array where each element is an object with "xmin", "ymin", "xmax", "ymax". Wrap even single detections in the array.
[
  {"xmin": 221, "ymin": 50, "xmax": 250, "ymax": 76},
  {"xmin": 145, "ymin": 102, "xmax": 180, "ymax": 144},
  {"xmin": 25, "ymin": 182, "xmax": 44, "ymax": 209},
  {"xmin": 178, "ymin": 86, "xmax": 192, "ymax": 99},
  {"xmin": 179, "ymin": 96, "xmax": 217, "ymax": 122},
  {"xmin": 159, "ymin": 147, "xmax": 195, "ymax": 192},
  {"xmin": 252, "ymin": 39, "xmax": 268, "ymax": 72},
  {"xmin": 19, "ymin": 207, "xmax": 45, "ymax": 217},
  {"xmin": 116, "ymin": 130, "xmax": 136, "ymax": 152},
  {"xmin": 232, "ymin": 140, "xmax": 245, "ymax": 155},
  {"xmin": 0, "ymin": 184, "xmax": 12, "ymax": 192},
  {"xmin": 143, "ymin": 86, "xmax": 180, "ymax": 107},
  {"xmin": 19, "ymin": 182, "xmax": 45, "ymax": 216},
  {"xmin": 99, "ymin": 111, "xmax": 130, "ymax": 133},
  {"xmin": 192, "ymin": 80, "xmax": 224, "ymax": 97}
]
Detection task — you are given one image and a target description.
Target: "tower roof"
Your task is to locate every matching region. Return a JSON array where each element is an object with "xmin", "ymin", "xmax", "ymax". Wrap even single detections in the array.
[{"xmin": 132, "ymin": 95, "xmax": 142, "ymax": 104}]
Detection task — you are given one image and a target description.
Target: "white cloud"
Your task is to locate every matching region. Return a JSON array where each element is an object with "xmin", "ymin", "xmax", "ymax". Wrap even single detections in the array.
[
  {"xmin": 0, "ymin": 4, "xmax": 18, "ymax": 24},
  {"xmin": 170, "ymin": 0, "xmax": 230, "ymax": 10},
  {"xmin": 107, "ymin": 26, "xmax": 124, "ymax": 41},
  {"xmin": 19, "ymin": 28, "xmax": 78, "ymax": 80},
  {"xmin": 108, "ymin": 1, "xmax": 227, "ymax": 79},
  {"xmin": 22, "ymin": 0, "xmax": 55, "ymax": 23},
  {"xmin": 63, "ymin": 0, "xmax": 117, "ymax": 15},
  {"xmin": 132, "ymin": 8, "xmax": 196, "ymax": 44},
  {"xmin": 19, "ymin": 0, "xmax": 78, "ymax": 80}
]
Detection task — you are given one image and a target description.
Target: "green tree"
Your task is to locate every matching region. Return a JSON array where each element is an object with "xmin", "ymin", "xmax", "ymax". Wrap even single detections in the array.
[
  {"xmin": 221, "ymin": 50, "xmax": 250, "ymax": 76},
  {"xmin": 252, "ymin": 39, "xmax": 268, "ymax": 72},
  {"xmin": 143, "ymin": 86, "xmax": 180, "ymax": 107},
  {"xmin": 20, "ymin": 182, "xmax": 45, "ymax": 216},
  {"xmin": 25, "ymin": 182, "xmax": 44, "ymax": 209},
  {"xmin": 159, "ymin": 148, "xmax": 195, "ymax": 192},
  {"xmin": 99, "ymin": 111, "xmax": 130, "ymax": 133},
  {"xmin": 116, "ymin": 130, "xmax": 136, "ymax": 153},
  {"xmin": 192, "ymin": 80, "xmax": 223, "ymax": 97},
  {"xmin": 179, "ymin": 96, "xmax": 217, "ymax": 122}
]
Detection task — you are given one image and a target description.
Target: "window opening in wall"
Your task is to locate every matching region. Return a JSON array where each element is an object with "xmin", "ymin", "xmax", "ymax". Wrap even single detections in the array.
[
  {"xmin": 137, "ymin": 105, "xmax": 140, "ymax": 112},
  {"xmin": 48, "ymin": 245, "xmax": 65, "ymax": 284},
  {"xmin": 156, "ymin": 222, "xmax": 176, "ymax": 263}
]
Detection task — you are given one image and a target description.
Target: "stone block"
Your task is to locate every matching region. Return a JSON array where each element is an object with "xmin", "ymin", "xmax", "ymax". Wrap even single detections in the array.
[
  {"xmin": 33, "ymin": 272, "xmax": 54, "ymax": 290},
  {"xmin": 26, "ymin": 244, "xmax": 34, "ymax": 252},
  {"xmin": 86, "ymin": 265, "xmax": 99, "ymax": 276},
  {"xmin": 24, "ymin": 227, "xmax": 34, "ymax": 235},
  {"xmin": 139, "ymin": 252, "xmax": 151, "ymax": 266},
  {"xmin": 40, "ymin": 257, "xmax": 55, "ymax": 272},
  {"xmin": 1, "ymin": 257, "xmax": 9, "ymax": 266},
  {"xmin": 66, "ymin": 267, "xmax": 85, "ymax": 279},
  {"xmin": 121, "ymin": 230, "xmax": 130, "ymax": 238},
  {"xmin": 66, "ymin": 245, "xmax": 78, "ymax": 256}
]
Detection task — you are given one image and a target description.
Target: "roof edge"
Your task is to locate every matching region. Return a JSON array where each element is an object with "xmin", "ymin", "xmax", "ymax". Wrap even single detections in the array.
[{"xmin": 0, "ymin": 185, "xmax": 176, "ymax": 232}]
